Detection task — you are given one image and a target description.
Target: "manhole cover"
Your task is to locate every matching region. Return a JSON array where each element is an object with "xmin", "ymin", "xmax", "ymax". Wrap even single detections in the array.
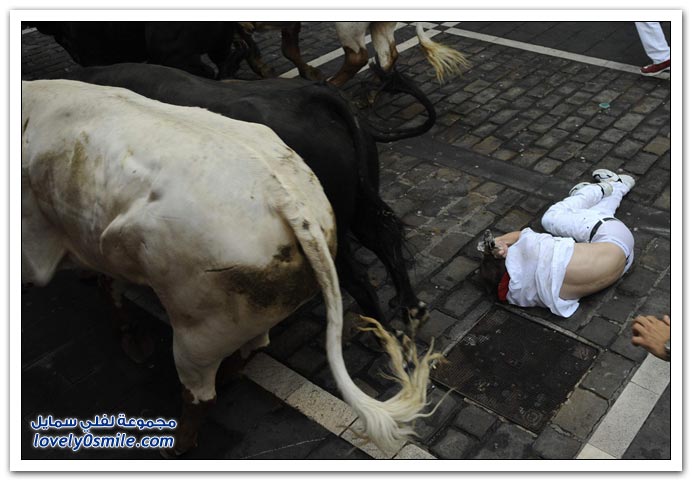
[{"xmin": 432, "ymin": 308, "xmax": 597, "ymax": 433}]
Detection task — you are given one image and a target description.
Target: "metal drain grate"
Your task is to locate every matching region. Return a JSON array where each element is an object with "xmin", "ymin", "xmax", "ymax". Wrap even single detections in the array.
[{"xmin": 432, "ymin": 308, "xmax": 597, "ymax": 433}]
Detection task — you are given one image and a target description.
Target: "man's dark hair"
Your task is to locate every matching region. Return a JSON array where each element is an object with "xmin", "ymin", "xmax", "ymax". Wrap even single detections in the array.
[{"xmin": 479, "ymin": 253, "xmax": 507, "ymax": 299}]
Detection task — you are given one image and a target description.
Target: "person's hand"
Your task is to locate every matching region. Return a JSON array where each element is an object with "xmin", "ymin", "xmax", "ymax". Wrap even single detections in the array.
[
  {"xmin": 631, "ymin": 315, "xmax": 670, "ymax": 361},
  {"xmin": 492, "ymin": 240, "xmax": 509, "ymax": 259}
]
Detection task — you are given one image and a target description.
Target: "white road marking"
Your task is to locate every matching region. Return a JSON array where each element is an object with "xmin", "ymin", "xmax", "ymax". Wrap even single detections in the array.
[
  {"xmin": 244, "ymin": 353, "xmax": 436, "ymax": 460},
  {"xmin": 577, "ymin": 443, "xmax": 616, "ymax": 460},
  {"xmin": 444, "ymin": 26, "xmax": 670, "ymax": 80},
  {"xmin": 578, "ymin": 354, "xmax": 669, "ymax": 459},
  {"xmin": 630, "ymin": 354, "xmax": 671, "ymax": 395},
  {"xmin": 279, "ymin": 21, "xmax": 669, "ymax": 81},
  {"xmin": 285, "ymin": 382, "xmax": 358, "ymax": 436}
]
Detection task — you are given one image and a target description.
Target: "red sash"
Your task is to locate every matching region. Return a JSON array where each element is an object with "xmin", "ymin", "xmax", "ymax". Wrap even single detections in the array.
[{"xmin": 497, "ymin": 272, "xmax": 510, "ymax": 302}]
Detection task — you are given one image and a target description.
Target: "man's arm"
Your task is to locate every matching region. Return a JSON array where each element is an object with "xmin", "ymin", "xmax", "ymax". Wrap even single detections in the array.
[
  {"xmin": 493, "ymin": 231, "xmax": 522, "ymax": 258},
  {"xmin": 496, "ymin": 231, "xmax": 521, "ymax": 246}
]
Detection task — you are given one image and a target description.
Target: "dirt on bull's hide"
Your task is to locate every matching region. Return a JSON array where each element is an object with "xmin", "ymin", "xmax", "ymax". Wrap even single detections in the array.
[
  {"xmin": 213, "ymin": 251, "xmax": 317, "ymax": 311},
  {"xmin": 273, "ymin": 244, "xmax": 294, "ymax": 263},
  {"xmin": 30, "ymin": 139, "xmax": 93, "ymax": 218},
  {"xmin": 208, "ymin": 227, "xmax": 336, "ymax": 312}
]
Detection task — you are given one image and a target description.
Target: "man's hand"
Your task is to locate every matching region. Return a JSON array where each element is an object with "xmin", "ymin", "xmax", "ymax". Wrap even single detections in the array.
[
  {"xmin": 492, "ymin": 240, "xmax": 509, "ymax": 259},
  {"xmin": 631, "ymin": 314, "xmax": 670, "ymax": 361}
]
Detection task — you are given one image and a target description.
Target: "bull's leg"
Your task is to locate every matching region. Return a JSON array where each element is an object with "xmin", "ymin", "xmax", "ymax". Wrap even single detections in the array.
[
  {"xmin": 369, "ymin": 22, "xmax": 399, "ymax": 74},
  {"xmin": 209, "ymin": 40, "xmax": 242, "ymax": 80},
  {"xmin": 162, "ymin": 328, "xmax": 226, "ymax": 457},
  {"xmin": 243, "ymin": 32, "xmax": 278, "ymax": 79},
  {"xmin": 281, "ymin": 22, "xmax": 323, "ymax": 81},
  {"xmin": 160, "ymin": 385, "xmax": 216, "ymax": 459},
  {"xmin": 350, "ymin": 197, "xmax": 429, "ymax": 334},
  {"xmin": 336, "ymin": 243, "xmax": 386, "ymax": 322},
  {"xmin": 328, "ymin": 47, "xmax": 369, "ymax": 87},
  {"xmin": 330, "ymin": 22, "xmax": 370, "ymax": 87}
]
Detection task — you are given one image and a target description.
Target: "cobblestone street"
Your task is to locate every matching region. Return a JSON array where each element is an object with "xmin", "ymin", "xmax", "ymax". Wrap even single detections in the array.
[{"xmin": 19, "ymin": 20, "xmax": 673, "ymax": 463}]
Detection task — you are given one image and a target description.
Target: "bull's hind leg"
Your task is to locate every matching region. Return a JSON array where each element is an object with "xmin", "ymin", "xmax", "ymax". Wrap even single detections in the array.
[
  {"xmin": 163, "ymin": 326, "xmax": 228, "ymax": 457},
  {"xmin": 350, "ymin": 197, "xmax": 429, "ymax": 334},
  {"xmin": 336, "ymin": 242, "xmax": 386, "ymax": 322},
  {"xmin": 234, "ymin": 27, "xmax": 278, "ymax": 79},
  {"xmin": 330, "ymin": 22, "xmax": 370, "ymax": 87},
  {"xmin": 281, "ymin": 22, "xmax": 323, "ymax": 81},
  {"xmin": 370, "ymin": 22, "xmax": 399, "ymax": 73}
]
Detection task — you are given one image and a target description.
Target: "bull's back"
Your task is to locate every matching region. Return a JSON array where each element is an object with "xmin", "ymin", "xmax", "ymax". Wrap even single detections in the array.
[
  {"xmin": 21, "ymin": 80, "xmax": 335, "ymax": 294},
  {"xmin": 64, "ymin": 64, "xmax": 361, "ymax": 235}
]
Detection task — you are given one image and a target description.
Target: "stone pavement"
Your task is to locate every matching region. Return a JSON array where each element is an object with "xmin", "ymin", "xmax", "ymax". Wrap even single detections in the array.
[{"xmin": 20, "ymin": 21, "xmax": 672, "ymax": 462}]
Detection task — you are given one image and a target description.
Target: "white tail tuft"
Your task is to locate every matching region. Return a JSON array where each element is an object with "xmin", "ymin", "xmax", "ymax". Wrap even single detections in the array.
[
  {"xmin": 273, "ymin": 178, "xmax": 444, "ymax": 452},
  {"xmin": 416, "ymin": 23, "xmax": 471, "ymax": 83}
]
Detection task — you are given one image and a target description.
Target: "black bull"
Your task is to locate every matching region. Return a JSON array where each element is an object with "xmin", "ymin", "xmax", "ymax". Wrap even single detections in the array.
[
  {"xmin": 33, "ymin": 21, "xmax": 251, "ymax": 80},
  {"xmin": 61, "ymin": 63, "xmax": 429, "ymax": 328},
  {"xmin": 34, "ymin": 21, "xmax": 438, "ymax": 142}
]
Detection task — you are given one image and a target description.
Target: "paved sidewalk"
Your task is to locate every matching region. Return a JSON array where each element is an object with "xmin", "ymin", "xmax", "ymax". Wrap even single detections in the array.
[{"xmin": 20, "ymin": 20, "xmax": 672, "ymax": 462}]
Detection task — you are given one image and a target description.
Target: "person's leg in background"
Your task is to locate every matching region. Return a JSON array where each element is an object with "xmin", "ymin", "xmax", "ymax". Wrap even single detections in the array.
[{"xmin": 635, "ymin": 21, "xmax": 671, "ymax": 76}]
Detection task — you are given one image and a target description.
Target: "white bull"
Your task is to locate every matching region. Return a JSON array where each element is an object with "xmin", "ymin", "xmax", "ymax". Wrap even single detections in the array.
[
  {"xmin": 330, "ymin": 22, "xmax": 470, "ymax": 86},
  {"xmin": 245, "ymin": 22, "xmax": 469, "ymax": 87},
  {"xmin": 21, "ymin": 79, "xmax": 439, "ymax": 454}
]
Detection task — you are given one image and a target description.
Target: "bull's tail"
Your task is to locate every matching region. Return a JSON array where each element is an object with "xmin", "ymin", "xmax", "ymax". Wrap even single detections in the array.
[
  {"xmin": 274, "ymin": 185, "xmax": 442, "ymax": 453},
  {"xmin": 366, "ymin": 64, "xmax": 437, "ymax": 142},
  {"xmin": 416, "ymin": 23, "xmax": 471, "ymax": 83}
]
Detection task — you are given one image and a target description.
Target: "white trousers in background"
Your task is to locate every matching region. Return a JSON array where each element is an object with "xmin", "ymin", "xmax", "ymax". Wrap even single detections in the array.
[
  {"xmin": 541, "ymin": 183, "xmax": 634, "ymax": 273},
  {"xmin": 635, "ymin": 22, "xmax": 671, "ymax": 64}
]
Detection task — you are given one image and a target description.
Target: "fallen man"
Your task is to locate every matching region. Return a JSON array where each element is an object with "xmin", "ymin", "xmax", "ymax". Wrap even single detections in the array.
[{"xmin": 480, "ymin": 169, "xmax": 635, "ymax": 318}]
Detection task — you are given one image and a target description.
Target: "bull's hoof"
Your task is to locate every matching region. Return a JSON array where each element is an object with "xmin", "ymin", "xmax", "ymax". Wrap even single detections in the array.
[
  {"xmin": 121, "ymin": 331, "xmax": 155, "ymax": 364},
  {"xmin": 301, "ymin": 65, "xmax": 324, "ymax": 82},
  {"xmin": 159, "ymin": 433, "xmax": 198, "ymax": 459},
  {"xmin": 406, "ymin": 301, "xmax": 430, "ymax": 337},
  {"xmin": 258, "ymin": 65, "xmax": 277, "ymax": 78}
]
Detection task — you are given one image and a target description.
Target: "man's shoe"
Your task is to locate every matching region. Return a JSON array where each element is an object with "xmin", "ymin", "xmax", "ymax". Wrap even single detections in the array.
[
  {"xmin": 592, "ymin": 168, "xmax": 620, "ymax": 182},
  {"xmin": 593, "ymin": 169, "xmax": 635, "ymax": 190},
  {"xmin": 618, "ymin": 174, "xmax": 636, "ymax": 191},
  {"xmin": 641, "ymin": 59, "xmax": 670, "ymax": 76}
]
